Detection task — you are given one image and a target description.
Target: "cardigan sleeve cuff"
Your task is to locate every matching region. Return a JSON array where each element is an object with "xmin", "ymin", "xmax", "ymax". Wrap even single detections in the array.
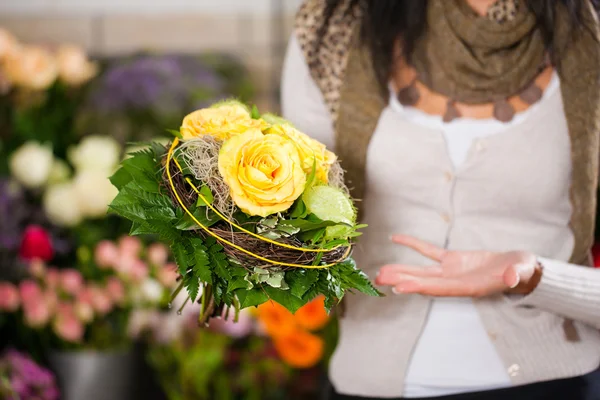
[{"xmin": 514, "ymin": 257, "xmax": 600, "ymax": 328}]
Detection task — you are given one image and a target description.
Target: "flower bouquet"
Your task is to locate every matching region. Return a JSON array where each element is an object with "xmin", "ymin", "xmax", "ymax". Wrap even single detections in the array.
[{"xmin": 108, "ymin": 100, "xmax": 380, "ymax": 323}]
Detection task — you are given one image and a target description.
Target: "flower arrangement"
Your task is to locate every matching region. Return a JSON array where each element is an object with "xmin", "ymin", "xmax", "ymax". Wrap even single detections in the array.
[
  {"xmin": 108, "ymin": 100, "xmax": 380, "ymax": 322},
  {"xmin": 0, "ymin": 349, "xmax": 59, "ymax": 400},
  {"xmin": 0, "ymin": 236, "xmax": 177, "ymax": 351}
]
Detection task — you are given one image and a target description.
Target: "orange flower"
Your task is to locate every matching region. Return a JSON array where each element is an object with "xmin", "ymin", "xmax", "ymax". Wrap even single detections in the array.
[
  {"xmin": 273, "ymin": 329, "xmax": 324, "ymax": 369},
  {"xmin": 256, "ymin": 301, "xmax": 297, "ymax": 338},
  {"xmin": 294, "ymin": 295, "xmax": 329, "ymax": 331}
]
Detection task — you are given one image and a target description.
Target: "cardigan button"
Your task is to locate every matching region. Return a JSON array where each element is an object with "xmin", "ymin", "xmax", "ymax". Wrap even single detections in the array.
[
  {"xmin": 444, "ymin": 171, "xmax": 454, "ymax": 182},
  {"xmin": 507, "ymin": 364, "xmax": 520, "ymax": 377},
  {"xmin": 440, "ymin": 213, "xmax": 451, "ymax": 223}
]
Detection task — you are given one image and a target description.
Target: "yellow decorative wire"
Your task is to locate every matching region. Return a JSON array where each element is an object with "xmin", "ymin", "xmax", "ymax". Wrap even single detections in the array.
[{"xmin": 166, "ymin": 138, "xmax": 350, "ymax": 269}]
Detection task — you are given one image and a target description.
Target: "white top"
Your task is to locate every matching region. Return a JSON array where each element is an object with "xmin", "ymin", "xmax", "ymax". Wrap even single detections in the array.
[
  {"xmin": 281, "ymin": 34, "xmax": 600, "ymax": 398},
  {"xmin": 391, "ymin": 76, "xmax": 563, "ymax": 397}
]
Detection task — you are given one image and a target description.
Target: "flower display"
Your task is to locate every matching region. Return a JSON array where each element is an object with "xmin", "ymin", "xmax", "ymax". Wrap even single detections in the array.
[
  {"xmin": 0, "ymin": 349, "xmax": 59, "ymax": 400},
  {"xmin": 3, "ymin": 45, "xmax": 59, "ymax": 91},
  {"xmin": 0, "ymin": 237, "xmax": 176, "ymax": 348}
]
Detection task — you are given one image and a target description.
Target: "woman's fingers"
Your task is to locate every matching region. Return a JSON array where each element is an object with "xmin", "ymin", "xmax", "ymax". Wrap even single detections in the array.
[
  {"xmin": 392, "ymin": 277, "xmax": 473, "ymax": 297},
  {"xmin": 376, "ymin": 264, "xmax": 443, "ymax": 286},
  {"xmin": 391, "ymin": 235, "xmax": 446, "ymax": 262}
]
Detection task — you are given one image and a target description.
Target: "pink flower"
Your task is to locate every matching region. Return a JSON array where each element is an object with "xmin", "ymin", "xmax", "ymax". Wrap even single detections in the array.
[
  {"xmin": 60, "ymin": 269, "xmax": 84, "ymax": 295},
  {"xmin": 0, "ymin": 282, "xmax": 20, "ymax": 311},
  {"xmin": 147, "ymin": 243, "xmax": 169, "ymax": 266},
  {"xmin": 19, "ymin": 225, "xmax": 54, "ymax": 262},
  {"xmin": 44, "ymin": 289, "xmax": 58, "ymax": 315},
  {"xmin": 74, "ymin": 293, "xmax": 94, "ymax": 323},
  {"xmin": 89, "ymin": 285, "xmax": 113, "ymax": 315},
  {"xmin": 45, "ymin": 268, "xmax": 60, "ymax": 289},
  {"xmin": 23, "ymin": 300, "xmax": 51, "ymax": 327},
  {"xmin": 105, "ymin": 277, "xmax": 126, "ymax": 305},
  {"xmin": 28, "ymin": 259, "xmax": 46, "ymax": 278},
  {"xmin": 118, "ymin": 236, "xmax": 141, "ymax": 258},
  {"xmin": 157, "ymin": 263, "xmax": 179, "ymax": 288},
  {"xmin": 94, "ymin": 240, "xmax": 119, "ymax": 269},
  {"xmin": 53, "ymin": 303, "xmax": 84, "ymax": 342},
  {"xmin": 19, "ymin": 280, "xmax": 42, "ymax": 304},
  {"xmin": 129, "ymin": 260, "xmax": 149, "ymax": 283}
]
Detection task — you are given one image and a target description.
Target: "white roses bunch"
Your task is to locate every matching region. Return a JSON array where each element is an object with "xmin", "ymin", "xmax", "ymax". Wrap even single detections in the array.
[{"xmin": 9, "ymin": 136, "xmax": 122, "ymax": 227}]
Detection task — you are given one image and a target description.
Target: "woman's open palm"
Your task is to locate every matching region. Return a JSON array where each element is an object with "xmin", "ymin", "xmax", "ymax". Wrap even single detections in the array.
[{"xmin": 375, "ymin": 235, "xmax": 538, "ymax": 297}]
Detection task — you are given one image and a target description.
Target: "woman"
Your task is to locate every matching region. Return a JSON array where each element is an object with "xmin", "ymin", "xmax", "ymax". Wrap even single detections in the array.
[{"xmin": 281, "ymin": 0, "xmax": 600, "ymax": 399}]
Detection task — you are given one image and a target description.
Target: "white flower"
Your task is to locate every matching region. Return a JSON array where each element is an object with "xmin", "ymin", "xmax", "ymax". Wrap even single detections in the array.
[
  {"xmin": 47, "ymin": 159, "xmax": 71, "ymax": 185},
  {"xmin": 69, "ymin": 135, "xmax": 121, "ymax": 174},
  {"xmin": 140, "ymin": 278, "xmax": 164, "ymax": 304},
  {"xmin": 44, "ymin": 182, "xmax": 82, "ymax": 227},
  {"xmin": 73, "ymin": 171, "xmax": 118, "ymax": 218},
  {"xmin": 9, "ymin": 142, "xmax": 54, "ymax": 189}
]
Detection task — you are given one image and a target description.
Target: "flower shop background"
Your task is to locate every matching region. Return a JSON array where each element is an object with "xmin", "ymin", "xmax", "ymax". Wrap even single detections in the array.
[{"xmin": 0, "ymin": 1, "xmax": 340, "ymax": 399}]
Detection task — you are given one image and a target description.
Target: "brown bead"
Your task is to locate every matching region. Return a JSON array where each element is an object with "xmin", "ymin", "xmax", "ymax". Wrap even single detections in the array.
[
  {"xmin": 493, "ymin": 100, "xmax": 515, "ymax": 122},
  {"xmin": 443, "ymin": 100, "xmax": 461, "ymax": 122},
  {"xmin": 397, "ymin": 81, "xmax": 420, "ymax": 106},
  {"xmin": 519, "ymin": 82, "xmax": 543, "ymax": 105}
]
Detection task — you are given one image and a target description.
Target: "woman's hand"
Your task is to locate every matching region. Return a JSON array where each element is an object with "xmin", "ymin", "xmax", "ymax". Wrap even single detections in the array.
[{"xmin": 375, "ymin": 235, "xmax": 541, "ymax": 297}]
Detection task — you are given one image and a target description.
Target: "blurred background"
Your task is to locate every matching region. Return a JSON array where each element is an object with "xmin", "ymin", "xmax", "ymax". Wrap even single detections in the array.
[{"xmin": 0, "ymin": 1, "xmax": 341, "ymax": 400}]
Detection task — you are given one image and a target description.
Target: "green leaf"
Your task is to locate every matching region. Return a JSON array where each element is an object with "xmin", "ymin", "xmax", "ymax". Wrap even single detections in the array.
[
  {"xmin": 109, "ymin": 167, "xmax": 133, "ymax": 190},
  {"xmin": 235, "ymin": 288, "xmax": 269, "ymax": 309},
  {"xmin": 129, "ymin": 222, "xmax": 155, "ymax": 236},
  {"xmin": 298, "ymin": 228, "xmax": 326, "ymax": 244},
  {"xmin": 322, "ymin": 238, "xmax": 350, "ymax": 250},
  {"xmin": 174, "ymin": 207, "xmax": 220, "ymax": 230},
  {"xmin": 184, "ymin": 274, "xmax": 200, "ymax": 302},
  {"xmin": 228, "ymin": 275, "xmax": 252, "ymax": 292},
  {"xmin": 196, "ymin": 185, "xmax": 214, "ymax": 207},
  {"xmin": 278, "ymin": 218, "xmax": 338, "ymax": 232},
  {"xmin": 263, "ymin": 286, "xmax": 304, "ymax": 314},
  {"xmin": 250, "ymin": 105, "xmax": 261, "ymax": 119},
  {"xmin": 171, "ymin": 241, "xmax": 191, "ymax": 275},
  {"xmin": 167, "ymin": 128, "xmax": 183, "ymax": 139},
  {"xmin": 289, "ymin": 198, "xmax": 308, "ymax": 219},
  {"xmin": 212, "ymin": 252, "xmax": 231, "ymax": 280},
  {"xmin": 189, "ymin": 238, "xmax": 212, "ymax": 284},
  {"xmin": 286, "ymin": 269, "xmax": 319, "ymax": 298}
]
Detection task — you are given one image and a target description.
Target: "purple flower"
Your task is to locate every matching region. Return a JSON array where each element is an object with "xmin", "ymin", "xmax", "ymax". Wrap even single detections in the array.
[
  {"xmin": 0, "ymin": 350, "xmax": 59, "ymax": 400},
  {"xmin": 90, "ymin": 55, "xmax": 224, "ymax": 113}
]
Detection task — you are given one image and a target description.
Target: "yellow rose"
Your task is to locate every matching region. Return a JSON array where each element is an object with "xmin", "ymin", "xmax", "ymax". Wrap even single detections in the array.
[
  {"xmin": 56, "ymin": 45, "xmax": 98, "ymax": 86},
  {"xmin": 267, "ymin": 124, "xmax": 336, "ymax": 183},
  {"xmin": 218, "ymin": 129, "xmax": 306, "ymax": 217},
  {"xmin": 3, "ymin": 45, "xmax": 58, "ymax": 90},
  {"xmin": 180, "ymin": 103, "xmax": 269, "ymax": 141}
]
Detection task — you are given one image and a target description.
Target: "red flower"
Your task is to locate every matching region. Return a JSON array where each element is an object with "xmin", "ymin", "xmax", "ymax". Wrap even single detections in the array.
[
  {"xmin": 19, "ymin": 225, "xmax": 54, "ymax": 262},
  {"xmin": 592, "ymin": 243, "xmax": 600, "ymax": 268}
]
